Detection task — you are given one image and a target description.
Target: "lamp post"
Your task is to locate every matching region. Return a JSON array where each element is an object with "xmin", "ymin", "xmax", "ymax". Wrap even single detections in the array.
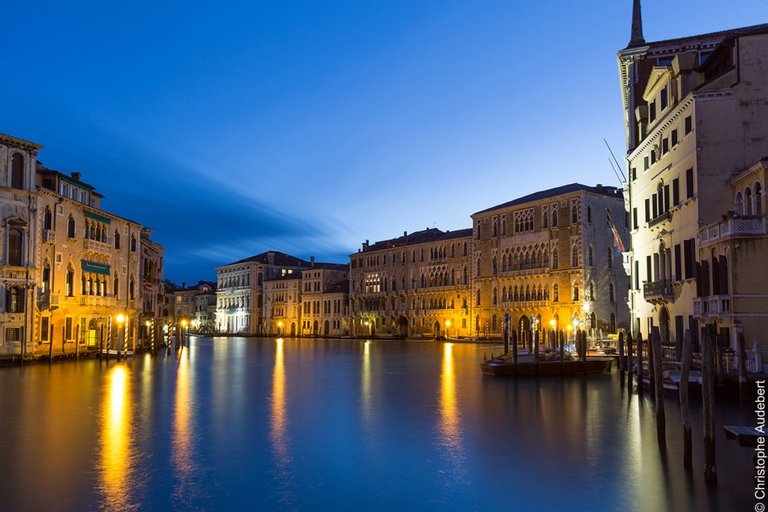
[
  {"xmin": 181, "ymin": 319, "xmax": 188, "ymax": 348},
  {"xmin": 116, "ymin": 313, "xmax": 125, "ymax": 359}
]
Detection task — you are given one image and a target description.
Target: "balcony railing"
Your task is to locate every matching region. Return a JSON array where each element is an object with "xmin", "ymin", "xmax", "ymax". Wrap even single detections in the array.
[
  {"xmin": 37, "ymin": 290, "xmax": 60, "ymax": 310},
  {"xmin": 648, "ymin": 210, "xmax": 672, "ymax": 228},
  {"xmin": 83, "ymin": 239, "xmax": 112, "ymax": 255},
  {"xmin": 42, "ymin": 229, "xmax": 55, "ymax": 243},
  {"xmin": 700, "ymin": 216, "xmax": 767, "ymax": 246},
  {"xmin": 693, "ymin": 295, "xmax": 732, "ymax": 318},
  {"xmin": 643, "ymin": 280, "xmax": 674, "ymax": 303},
  {"xmin": 79, "ymin": 295, "xmax": 116, "ymax": 308}
]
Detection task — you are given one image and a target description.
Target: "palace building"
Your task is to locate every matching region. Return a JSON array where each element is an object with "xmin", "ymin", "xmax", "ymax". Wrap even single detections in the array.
[
  {"xmin": 618, "ymin": 1, "xmax": 768, "ymax": 349},
  {"xmin": 349, "ymin": 228, "xmax": 473, "ymax": 338},
  {"xmin": 472, "ymin": 184, "xmax": 630, "ymax": 342},
  {"xmin": 0, "ymin": 132, "xmax": 164, "ymax": 355}
]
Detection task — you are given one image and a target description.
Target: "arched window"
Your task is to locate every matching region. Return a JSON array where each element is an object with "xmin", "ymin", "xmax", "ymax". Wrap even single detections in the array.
[
  {"xmin": 8, "ymin": 228, "xmax": 23, "ymax": 266},
  {"xmin": 492, "ymin": 256, "xmax": 497, "ymax": 275},
  {"xmin": 476, "ymin": 289, "xmax": 481, "ymax": 306},
  {"xmin": 571, "ymin": 205, "xmax": 578, "ymax": 224},
  {"xmin": 114, "ymin": 231, "xmax": 121, "ymax": 249},
  {"xmin": 552, "ymin": 249, "xmax": 558, "ymax": 269},
  {"xmin": 66, "ymin": 267, "xmax": 75, "ymax": 296},
  {"xmin": 492, "ymin": 314, "xmax": 498, "ymax": 332},
  {"xmin": 756, "ymin": 182, "xmax": 764, "ymax": 216},
  {"xmin": 609, "ymin": 282, "xmax": 615, "ymax": 303},
  {"xmin": 513, "ymin": 286, "xmax": 519, "ymax": 302},
  {"xmin": 573, "ymin": 284, "xmax": 579, "ymax": 301},
  {"xmin": 551, "ymin": 207, "xmax": 558, "ymax": 227},
  {"xmin": 492, "ymin": 288, "xmax": 497, "ymax": 305},
  {"xmin": 571, "ymin": 246, "xmax": 579, "ymax": 267},
  {"xmin": 67, "ymin": 216, "xmax": 76, "ymax": 238},
  {"xmin": 589, "ymin": 281, "xmax": 594, "ymax": 301},
  {"xmin": 113, "ymin": 274, "xmax": 119, "ymax": 297},
  {"xmin": 553, "ymin": 284, "xmax": 559, "ymax": 302},
  {"xmin": 501, "ymin": 286, "xmax": 507, "ymax": 302},
  {"xmin": 11, "ymin": 153, "xmax": 24, "ymax": 190},
  {"xmin": 734, "ymin": 192, "xmax": 744, "ymax": 215},
  {"xmin": 6, "ymin": 286, "xmax": 24, "ymax": 313},
  {"xmin": 587, "ymin": 205, "xmax": 592, "ymax": 223},
  {"xmin": 588, "ymin": 246, "xmax": 594, "ymax": 266},
  {"xmin": 42, "ymin": 262, "xmax": 51, "ymax": 293},
  {"xmin": 43, "ymin": 208, "xmax": 52, "ymax": 231},
  {"xmin": 130, "ymin": 277, "xmax": 135, "ymax": 300},
  {"xmin": 130, "ymin": 234, "xmax": 137, "ymax": 252},
  {"xmin": 746, "ymin": 187, "xmax": 753, "ymax": 215}
]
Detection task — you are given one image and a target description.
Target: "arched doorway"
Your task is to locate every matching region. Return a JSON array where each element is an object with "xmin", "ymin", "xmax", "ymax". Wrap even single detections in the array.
[
  {"xmin": 88, "ymin": 318, "xmax": 99, "ymax": 347},
  {"xmin": 312, "ymin": 320, "xmax": 319, "ymax": 336},
  {"xmin": 659, "ymin": 306, "xmax": 670, "ymax": 343},
  {"xmin": 434, "ymin": 321, "xmax": 441, "ymax": 339},
  {"xmin": 519, "ymin": 315, "xmax": 530, "ymax": 347},
  {"xmin": 324, "ymin": 320, "xmax": 330, "ymax": 336},
  {"xmin": 398, "ymin": 316, "xmax": 408, "ymax": 339},
  {"xmin": 290, "ymin": 323, "xmax": 296, "ymax": 336}
]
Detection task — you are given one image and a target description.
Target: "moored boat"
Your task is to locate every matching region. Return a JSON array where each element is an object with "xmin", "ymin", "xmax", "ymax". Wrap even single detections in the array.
[{"xmin": 481, "ymin": 356, "xmax": 613, "ymax": 377}]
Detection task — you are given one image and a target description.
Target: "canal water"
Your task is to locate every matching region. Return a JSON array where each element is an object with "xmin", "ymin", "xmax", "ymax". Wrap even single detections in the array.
[{"xmin": 0, "ymin": 337, "xmax": 756, "ymax": 511}]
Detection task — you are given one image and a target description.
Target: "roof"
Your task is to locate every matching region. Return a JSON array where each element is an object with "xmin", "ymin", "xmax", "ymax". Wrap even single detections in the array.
[
  {"xmin": 639, "ymin": 23, "xmax": 768, "ymax": 52},
  {"xmin": 305, "ymin": 262, "xmax": 349, "ymax": 272},
  {"xmin": 355, "ymin": 227, "xmax": 472, "ymax": 254},
  {"xmin": 227, "ymin": 251, "xmax": 311, "ymax": 267},
  {"xmin": 0, "ymin": 132, "xmax": 42, "ymax": 151},
  {"xmin": 474, "ymin": 183, "xmax": 622, "ymax": 215}
]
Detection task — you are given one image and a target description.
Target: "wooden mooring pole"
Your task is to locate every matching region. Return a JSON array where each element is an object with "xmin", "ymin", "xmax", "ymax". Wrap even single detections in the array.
[
  {"xmin": 637, "ymin": 333, "xmax": 644, "ymax": 397},
  {"xmin": 680, "ymin": 329, "xmax": 692, "ymax": 471},
  {"xmin": 627, "ymin": 332, "xmax": 634, "ymax": 391},
  {"xmin": 618, "ymin": 331, "xmax": 626, "ymax": 375},
  {"xmin": 648, "ymin": 332, "xmax": 656, "ymax": 402},
  {"xmin": 738, "ymin": 333, "xmax": 749, "ymax": 403},
  {"xmin": 651, "ymin": 327, "xmax": 665, "ymax": 447},
  {"xmin": 703, "ymin": 324, "xmax": 717, "ymax": 484}
]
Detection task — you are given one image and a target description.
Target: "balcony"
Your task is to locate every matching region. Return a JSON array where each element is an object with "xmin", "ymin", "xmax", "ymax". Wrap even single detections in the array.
[
  {"xmin": 37, "ymin": 290, "xmax": 60, "ymax": 310},
  {"xmin": 700, "ymin": 216, "xmax": 767, "ymax": 247},
  {"xmin": 643, "ymin": 280, "xmax": 674, "ymax": 304},
  {"xmin": 42, "ymin": 229, "xmax": 55, "ymax": 243},
  {"xmin": 648, "ymin": 210, "xmax": 672, "ymax": 228},
  {"xmin": 79, "ymin": 295, "xmax": 116, "ymax": 308},
  {"xmin": 83, "ymin": 238, "xmax": 112, "ymax": 256},
  {"xmin": 693, "ymin": 295, "xmax": 732, "ymax": 318}
]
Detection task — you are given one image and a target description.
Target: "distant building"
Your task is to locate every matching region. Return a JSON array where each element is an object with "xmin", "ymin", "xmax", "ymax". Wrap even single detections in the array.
[
  {"xmin": 300, "ymin": 263, "xmax": 349, "ymax": 337},
  {"xmin": 617, "ymin": 3, "xmax": 768, "ymax": 349},
  {"xmin": 194, "ymin": 283, "xmax": 217, "ymax": 334},
  {"xmin": 263, "ymin": 272, "xmax": 302, "ymax": 336},
  {"xmin": 472, "ymin": 184, "xmax": 629, "ymax": 341},
  {"xmin": 349, "ymin": 228, "xmax": 473, "ymax": 338},
  {"xmin": 140, "ymin": 227, "xmax": 164, "ymax": 347},
  {"xmin": 216, "ymin": 251, "xmax": 312, "ymax": 335}
]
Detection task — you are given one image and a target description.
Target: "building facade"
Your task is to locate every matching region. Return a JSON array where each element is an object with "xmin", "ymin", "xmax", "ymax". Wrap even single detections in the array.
[
  {"xmin": 349, "ymin": 228, "xmax": 473, "ymax": 338},
  {"xmin": 0, "ymin": 132, "xmax": 163, "ymax": 356},
  {"xmin": 263, "ymin": 273, "xmax": 302, "ymax": 336},
  {"xmin": 472, "ymin": 184, "xmax": 630, "ymax": 342},
  {"xmin": 618, "ymin": 4, "xmax": 768, "ymax": 349},
  {"xmin": 140, "ymin": 227, "xmax": 164, "ymax": 348},
  {"xmin": 300, "ymin": 263, "xmax": 349, "ymax": 337},
  {"xmin": 216, "ymin": 251, "xmax": 311, "ymax": 335}
]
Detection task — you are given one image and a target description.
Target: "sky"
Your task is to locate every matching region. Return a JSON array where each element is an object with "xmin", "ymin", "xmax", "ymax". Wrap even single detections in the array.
[{"xmin": 2, "ymin": 1, "xmax": 765, "ymax": 283}]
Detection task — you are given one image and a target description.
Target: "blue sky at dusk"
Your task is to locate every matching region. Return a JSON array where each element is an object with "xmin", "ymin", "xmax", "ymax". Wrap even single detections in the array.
[{"xmin": 2, "ymin": 1, "xmax": 765, "ymax": 282}]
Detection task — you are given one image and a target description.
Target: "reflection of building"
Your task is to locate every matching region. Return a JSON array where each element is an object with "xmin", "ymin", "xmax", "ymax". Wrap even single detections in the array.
[
  {"xmin": 300, "ymin": 263, "xmax": 349, "ymax": 337},
  {"xmin": 617, "ymin": 4, "xmax": 768, "ymax": 348},
  {"xmin": 0, "ymin": 132, "xmax": 163, "ymax": 355},
  {"xmin": 349, "ymin": 228, "xmax": 473, "ymax": 338},
  {"xmin": 216, "ymin": 251, "xmax": 312, "ymax": 335},
  {"xmin": 472, "ymin": 184, "xmax": 629, "ymax": 341}
]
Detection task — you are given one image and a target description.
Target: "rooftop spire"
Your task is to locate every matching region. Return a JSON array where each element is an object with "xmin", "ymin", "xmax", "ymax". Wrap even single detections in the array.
[{"xmin": 628, "ymin": 0, "xmax": 645, "ymax": 47}]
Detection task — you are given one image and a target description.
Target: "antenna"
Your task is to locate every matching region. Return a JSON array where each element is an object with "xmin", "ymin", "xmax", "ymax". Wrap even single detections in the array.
[
  {"xmin": 608, "ymin": 158, "xmax": 623, "ymax": 185},
  {"xmin": 604, "ymin": 139, "xmax": 627, "ymax": 182}
]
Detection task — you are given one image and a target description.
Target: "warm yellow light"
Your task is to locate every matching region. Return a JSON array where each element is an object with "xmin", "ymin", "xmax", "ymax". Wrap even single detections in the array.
[
  {"xmin": 445, "ymin": 320, "xmax": 451, "ymax": 328},
  {"xmin": 278, "ymin": 321, "xmax": 284, "ymax": 328},
  {"xmin": 116, "ymin": 313, "xmax": 125, "ymax": 324},
  {"xmin": 567, "ymin": 325, "xmax": 573, "ymax": 332},
  {"xmin": 549, "ymin": 319, "xmax": 556, "ymax": 328},
  {"xmin": 145, "ymin": 320, "xmax": 151, "ymax": 327},
  {"xmin": 181, "ymin": 319, "xmax": 188, "ymax": 327},
  {"xmin": 364, "ymin": 320, "xmax": 370, "ymax": 326}
]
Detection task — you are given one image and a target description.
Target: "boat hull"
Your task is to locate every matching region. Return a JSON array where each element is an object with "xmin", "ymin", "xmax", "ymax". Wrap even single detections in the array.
[{"xmin": 480, "ymin": 357, "xmax": 614, "ymax": 377}]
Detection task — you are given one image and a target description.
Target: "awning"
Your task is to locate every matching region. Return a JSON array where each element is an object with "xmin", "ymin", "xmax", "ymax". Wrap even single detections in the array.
[
  {"xmin": 84, "ymin": 211, "xmax": 112, "ymax": 224},
  {"xmin": 81, "ymin": 260, "xmax": 111, "ymax": 275}
]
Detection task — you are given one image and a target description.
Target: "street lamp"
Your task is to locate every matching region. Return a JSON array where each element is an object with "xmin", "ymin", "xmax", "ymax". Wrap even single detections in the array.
[
  {"xmin": 181, "ymin": 319, "xmax": 188, "ymax": 348},
  {"xmin": 277, "ymin": 320, "xmax": 284, "ymax": 337},
  {"xmin": 445, "ymin": 319, "xmax": 451, "ymax": 340},
  {"xmin": 116, "ymin": 313, "xmax": 125, "ymax": 358}
]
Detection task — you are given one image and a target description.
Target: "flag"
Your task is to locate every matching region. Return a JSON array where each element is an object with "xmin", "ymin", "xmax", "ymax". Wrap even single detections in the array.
[{"xmin": 606, "ymin": 208, "xmax": 626, "ymax": 253}]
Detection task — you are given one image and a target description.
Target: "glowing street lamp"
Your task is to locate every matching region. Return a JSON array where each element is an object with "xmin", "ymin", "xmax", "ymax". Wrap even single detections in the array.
[
  {"xmin": 277, "ymin": 320, "xmax": 284, "ymax": 336},
  {"xmin": 445, "ymin": 319, "xmax": 451, "ymax": 339}
]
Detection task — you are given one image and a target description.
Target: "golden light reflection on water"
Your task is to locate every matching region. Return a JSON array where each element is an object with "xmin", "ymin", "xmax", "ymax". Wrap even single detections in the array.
[
  {"xmin": 438, "ymin": 343, "xmax": 466, "ymax": 484},
  {"xmin": 361, "ymin": 341, "xmax": 371, "ymax": 423},
  {"xmin": 99, "ymin": 365, "xmax": 133, "ymax": 511},
  {"xmin": 270, "ymin": 338, "xmax": 289, "ymax": 465},
  {"xmin": 173, "ymin": 350, "xmax": 193, "ymax": 485}
]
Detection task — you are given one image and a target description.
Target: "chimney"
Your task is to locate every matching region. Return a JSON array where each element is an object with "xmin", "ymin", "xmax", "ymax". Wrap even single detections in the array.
[
  {"xmin": 403, "ymin": 231, "xmax": 407, "ymax": 237},
  {"xmin": 71, "ymin": 171, "xmax": 81, "ymax": 181},
  {"xmin": 596, "ymin": 184, "xmax": 604, "ymax": 193}
]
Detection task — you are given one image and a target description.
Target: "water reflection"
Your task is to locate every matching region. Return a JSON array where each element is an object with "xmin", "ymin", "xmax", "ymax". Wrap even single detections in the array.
[
  {"xmin": 173, "ymin": 348, "xmax": 194, "ymax": 504},
  {"xmin": 270, "ymin": 338, "xmax": 296, "ymax": 506},
  {"xmin": 437, "ymin": 343, "xmax": 467, "ymax": 486},
  {"xmin": 361, "ymin": 341, "xmax": 372, "ymax": 424},
  {"xmin": 98, "ymin": 365, "xmax": 134, "ymax": 511}
]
